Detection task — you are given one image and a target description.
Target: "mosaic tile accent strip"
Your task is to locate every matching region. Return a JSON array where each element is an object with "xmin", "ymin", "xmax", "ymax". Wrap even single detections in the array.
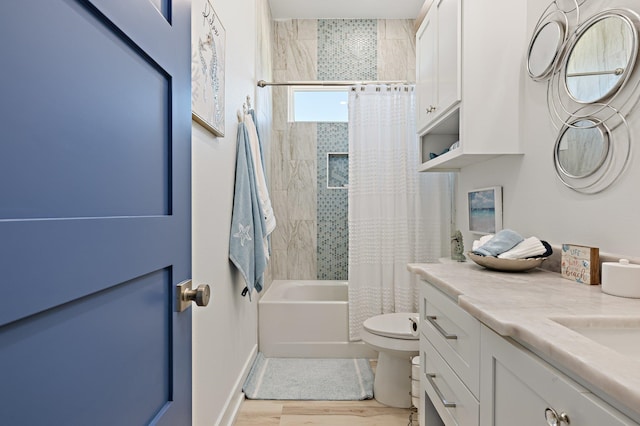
[
  {"xmin": 316, "ymin": 20, "xmax": 379, "ymax": 279},
  {"xmin": 317, "ymin": 123, "xmax": 349, "ymax": 280},
  {"xmin": 318, "ymin": 19, "xmax": 377, "ymax": 81}
]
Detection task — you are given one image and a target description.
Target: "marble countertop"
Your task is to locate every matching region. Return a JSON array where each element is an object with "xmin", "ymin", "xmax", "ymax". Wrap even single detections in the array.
[{"xmin": 408, "ymin": 261, "xmax": 640, "ymax": 420}]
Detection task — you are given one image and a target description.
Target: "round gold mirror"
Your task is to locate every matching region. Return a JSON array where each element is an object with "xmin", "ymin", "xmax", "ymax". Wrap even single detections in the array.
[{"xmin": 565, "ymin": 12, "xmax": 638, "ymax": 103}]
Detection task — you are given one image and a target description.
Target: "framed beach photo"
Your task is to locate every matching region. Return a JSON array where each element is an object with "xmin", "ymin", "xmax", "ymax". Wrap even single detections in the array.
[
  {"xmin": 468, "ymin": 186, "xmax": 503, "ymax": 235},
  {"xmin": 191, "ymin": 0, "xmax": 226, "ymax": 137}
]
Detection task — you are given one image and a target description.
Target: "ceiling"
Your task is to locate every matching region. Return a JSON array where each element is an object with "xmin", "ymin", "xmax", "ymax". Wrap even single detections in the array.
[{"xmin": 268, "ymin": 0, "xmax": 424, "ymax": 19}]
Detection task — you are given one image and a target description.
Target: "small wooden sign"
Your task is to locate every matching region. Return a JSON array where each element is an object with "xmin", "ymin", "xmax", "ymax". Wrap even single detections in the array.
[{"xmin": 561, "ymin": 244, "xmax": 600, "ymax": 285}]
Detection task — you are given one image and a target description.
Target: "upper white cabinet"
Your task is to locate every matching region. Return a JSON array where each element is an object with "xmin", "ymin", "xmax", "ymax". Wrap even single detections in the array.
[
  {"xmin": 415, "ymin": 0, "xmax": 526, "ymax": 171},
  {"xmin": 416, "ymin": 0, "xmax": 461, "ymax": 133}
]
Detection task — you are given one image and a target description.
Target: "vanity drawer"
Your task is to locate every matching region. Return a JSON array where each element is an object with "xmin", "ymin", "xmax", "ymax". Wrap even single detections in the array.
[
  {"xmin": 421, "ymin": 337, "xmax": 479, "ymax": 426},
  {"xmin": 420, "ymin": 279, "xmax": 480, "ymax": 398}
]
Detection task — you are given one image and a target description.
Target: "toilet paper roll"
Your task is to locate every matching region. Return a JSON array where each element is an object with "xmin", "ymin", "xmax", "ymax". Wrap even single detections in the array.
[
  {"xmin": 412, "ymin": 363, "xmax": 420, "ymax": 380},
  {"xmin": 412, "ymin": 396, "xmax": 420, "ymax": 408},
  {"xmin": 602, "ymin": 259, "xmax": 640, "ymax": 298},
  {"xmin": 409, "ymin": 316, "xmax": 420, "ymax": 337},
  {"xmin": 411, "ymin": 379, "xmax": 420, "ymax": 397},
  {"xmin": 411, "ymin": 356, "xmax": 420, "ymax": 380}
]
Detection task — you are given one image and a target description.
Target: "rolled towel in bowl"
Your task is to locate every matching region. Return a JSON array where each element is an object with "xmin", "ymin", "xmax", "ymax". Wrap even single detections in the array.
[
  {"xmin": 473, "ymin": 229, "xmax": 524, "ymax": 257},
  {"xmin": 472, "ymin": 234, "xmax": 494, "ymax": 251},
  {"xmin": 531, "ymin": 240, "xmax": 553, "ymax": 258},
  {"xmin": 497, "ymin": 236, "xmax": 547, "ymax": 259}
]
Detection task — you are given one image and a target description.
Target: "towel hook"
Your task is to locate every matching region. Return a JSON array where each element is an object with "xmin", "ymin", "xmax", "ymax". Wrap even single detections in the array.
[{"xmin": 246, "ymin": 95, "xmax": 252, "ymax": 110}]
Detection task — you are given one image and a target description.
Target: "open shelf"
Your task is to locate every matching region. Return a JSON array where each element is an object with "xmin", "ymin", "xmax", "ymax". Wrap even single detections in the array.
[{"xmin": 417, "ymin": 106, "xmax": 522, "ymax": 172}]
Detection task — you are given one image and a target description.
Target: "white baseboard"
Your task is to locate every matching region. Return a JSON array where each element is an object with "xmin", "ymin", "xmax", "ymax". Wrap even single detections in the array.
[{"xmin": 215, "ymin": 344, "xmax": 258, "ymax": 426}]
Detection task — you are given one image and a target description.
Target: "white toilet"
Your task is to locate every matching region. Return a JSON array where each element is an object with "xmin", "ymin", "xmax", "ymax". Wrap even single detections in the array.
[{"xmin": 361, "ymin": 312, "xmax": 419, "ymax": 408}]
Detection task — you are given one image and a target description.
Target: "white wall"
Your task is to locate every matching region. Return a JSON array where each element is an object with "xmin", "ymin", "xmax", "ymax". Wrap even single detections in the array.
[
  {"xmin": 191, "ymin": 0, "xmax": 271, "ymax": 424},
  {"xmin": 456, "ymin": 0, "xmax": 640, "ymax": 258}
]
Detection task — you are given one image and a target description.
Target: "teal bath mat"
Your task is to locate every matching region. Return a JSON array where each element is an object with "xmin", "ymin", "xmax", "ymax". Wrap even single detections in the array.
[{"xmin": 242, "ymin": 353, "xmax": 374, "ymax": 400}]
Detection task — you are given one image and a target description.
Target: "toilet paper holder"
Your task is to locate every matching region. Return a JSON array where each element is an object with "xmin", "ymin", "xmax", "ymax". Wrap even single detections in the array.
[{"xmin": 409, "ymin": 316, "xmax": 418, "ymax": 332}]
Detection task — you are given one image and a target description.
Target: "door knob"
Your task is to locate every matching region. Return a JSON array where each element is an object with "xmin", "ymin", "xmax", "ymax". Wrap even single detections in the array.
[
  {"xmin": 176, "ymin": 280, "xmax": 211, "ymax": 312},
  {"xmin": 185, "ymin": 284, "xmax": 210, "ymax": 306}
]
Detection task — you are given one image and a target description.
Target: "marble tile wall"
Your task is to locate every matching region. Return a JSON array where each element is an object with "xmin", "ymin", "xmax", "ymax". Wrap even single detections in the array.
[
  {"xmin": 270, "ymin": 19, "xmax": 415, "ymax": 280},
  {"xmin": 271, "ymin": 20, "xmax": 318, "ymax": 279},
  {"xmin": 377, "ymin": 20, "xmax": 417, "ymax": 82}
]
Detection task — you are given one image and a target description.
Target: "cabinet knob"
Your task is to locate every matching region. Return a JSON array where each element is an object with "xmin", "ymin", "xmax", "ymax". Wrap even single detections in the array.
[
  {"xmin": 426, "ymin": 105, "xmax": 437, "ymax": 113},
  {"xmin": 545, "ymin": 408, "xmax": 570, "ymax": 425}
]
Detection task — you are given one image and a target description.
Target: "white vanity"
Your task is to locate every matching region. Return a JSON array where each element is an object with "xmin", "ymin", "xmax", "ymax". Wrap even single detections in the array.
[{"xmin": 410, "ymin": 262, "xmax": 640, "ymax": 426}]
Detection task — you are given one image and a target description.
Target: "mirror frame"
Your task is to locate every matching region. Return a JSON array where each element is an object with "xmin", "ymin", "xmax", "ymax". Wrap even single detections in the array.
[
  {"xmin": 553, "ymin": 118, "xmax": 610, "ymax": 180},
  {"xmin": 563, "ymin": 11, "xmax": 639, "ymax": 104},
  {"xmin": 527, "ymin": 20, "xmax": 566, "ymax": 81}
]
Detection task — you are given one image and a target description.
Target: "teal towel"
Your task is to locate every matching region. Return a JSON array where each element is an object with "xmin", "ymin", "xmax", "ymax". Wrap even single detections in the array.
[
  {"xmin": 473, "ymin": 229, "xmax": 524, "ymax": 257},
  {"xmin": 229, "ymin": 122, "xmax": 267, "ymax": 298}
]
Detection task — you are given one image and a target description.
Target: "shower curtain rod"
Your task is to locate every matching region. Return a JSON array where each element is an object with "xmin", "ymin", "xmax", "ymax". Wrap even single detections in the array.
[{"xmin": 257, "ymin": 79, "xmax": 414, "ymax": 87}]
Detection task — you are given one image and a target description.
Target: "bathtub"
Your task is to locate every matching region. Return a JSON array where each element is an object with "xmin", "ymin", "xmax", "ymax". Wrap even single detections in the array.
[{"xmin": 258, "ymin": 280, "xmax": 377, "ymax": 358}]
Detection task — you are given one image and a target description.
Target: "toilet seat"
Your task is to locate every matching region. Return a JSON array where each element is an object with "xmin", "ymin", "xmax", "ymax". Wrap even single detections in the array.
[{"xmin": 363, "ymin": 312, "xmax": 418, "ymax": 340}]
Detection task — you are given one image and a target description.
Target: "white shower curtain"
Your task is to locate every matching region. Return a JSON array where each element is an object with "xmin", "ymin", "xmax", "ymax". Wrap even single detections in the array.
[{"xmin": 348, "ymin": 85, "xmax": 452, "ymax": 341}]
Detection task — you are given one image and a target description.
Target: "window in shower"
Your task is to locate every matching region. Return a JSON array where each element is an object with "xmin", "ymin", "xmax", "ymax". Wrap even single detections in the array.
[{"xmin": 289, "ymin": 87, "xmax": 348, "ymax": 122}]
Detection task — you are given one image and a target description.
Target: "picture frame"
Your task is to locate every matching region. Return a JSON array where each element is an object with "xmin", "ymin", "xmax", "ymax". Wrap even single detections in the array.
[
  {"xmin": 467, "ymin": 186, "xmax": 503, "ymax": 235},
  {"xmin": 191, "ymin": 0, "xmax": 226, "ymax": 137}
]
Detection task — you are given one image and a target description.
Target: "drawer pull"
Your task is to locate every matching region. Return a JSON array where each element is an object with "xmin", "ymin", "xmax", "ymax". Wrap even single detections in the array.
[
  {"xmin": 426, "ymin": 373, "xmax": 456, "ymax": 408},
  {"xmin": 426, "ymin": 315, "xmax": 458, "ymax": 340}
]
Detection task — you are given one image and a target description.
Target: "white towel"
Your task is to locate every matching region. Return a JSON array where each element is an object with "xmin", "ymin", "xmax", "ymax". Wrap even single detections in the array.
[
  {"xmin": 498, "ymin": 236, "xmax": 547, "ymax": 259},
  {"xmin": 245, "ymin": 114, "xmax": 276, "ymax": 256}
]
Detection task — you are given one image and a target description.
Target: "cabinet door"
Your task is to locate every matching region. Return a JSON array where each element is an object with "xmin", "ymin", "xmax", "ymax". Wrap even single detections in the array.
[
  {"xmin": 480, "ymin": 326, "xmax": 636, "ymax": 426},
  {"xmin": 416, "ymin": 0, "xmax": 461, "ymax": 134},
  {"xmin": 416, "ymin": 6, "xmax": 437, "ymax": 133},
  {"xmin": 436, "ymin": 0, "xmax": 461, "ymax": 115}
]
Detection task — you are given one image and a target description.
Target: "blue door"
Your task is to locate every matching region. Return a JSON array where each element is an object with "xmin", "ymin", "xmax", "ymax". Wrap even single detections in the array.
[{"xmin": 0, "ymin": 0, "xmax": 192, "ymax": 424}]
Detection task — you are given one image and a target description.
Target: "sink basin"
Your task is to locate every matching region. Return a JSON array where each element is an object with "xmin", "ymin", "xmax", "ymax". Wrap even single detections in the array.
[{"xmin": 551, "ymin": 317, "xmax": 640, "ymax": 359}]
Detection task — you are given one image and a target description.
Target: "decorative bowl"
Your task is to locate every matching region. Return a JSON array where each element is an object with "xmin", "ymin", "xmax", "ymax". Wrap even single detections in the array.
[{"xmin": 467, "ymin": 252, "xmax": 547, "ymax": 272}]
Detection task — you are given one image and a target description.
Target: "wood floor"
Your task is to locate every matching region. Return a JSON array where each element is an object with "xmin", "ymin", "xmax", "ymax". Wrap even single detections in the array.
[{"xmin": 233, "ymin": 399, "xmax": 414, "ymax": 425}]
